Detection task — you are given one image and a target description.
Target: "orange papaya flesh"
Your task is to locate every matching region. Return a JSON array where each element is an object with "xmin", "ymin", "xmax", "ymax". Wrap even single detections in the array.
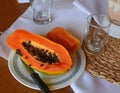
[
  {"xmin": 46, "ymin": 27, "xmax": 80, "ymax": 54},
  {"xmin": 6, "ymin": 29, "xmax": 72, "ymax": 75}
]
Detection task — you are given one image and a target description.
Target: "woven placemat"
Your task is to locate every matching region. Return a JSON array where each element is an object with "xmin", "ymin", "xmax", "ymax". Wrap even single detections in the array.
[
  {"xmin": 82, "ymin": 36, "xmax": 120, "ymax": 85},
  {"xmin": 82, "ymin": 19, "xmax": 120, "ymax": 85},
  {"xmin": 82, "ymin": 33, "xmax": 120, "ymax": 85}
]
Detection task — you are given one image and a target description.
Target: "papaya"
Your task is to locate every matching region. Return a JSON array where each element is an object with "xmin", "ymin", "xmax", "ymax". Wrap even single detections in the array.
[
  {"xmin": 46, "ymin": 27, "xmax": 80, "ymax": 54},
  {"xmin": 6, "ymin": 29, "xmax": 72, "ymax": 75}
]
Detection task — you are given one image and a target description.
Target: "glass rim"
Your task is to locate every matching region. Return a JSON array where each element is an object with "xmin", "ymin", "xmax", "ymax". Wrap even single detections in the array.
[{"xmin": 87, "ymin": 13, "xmax": 111, "ymax": 29}]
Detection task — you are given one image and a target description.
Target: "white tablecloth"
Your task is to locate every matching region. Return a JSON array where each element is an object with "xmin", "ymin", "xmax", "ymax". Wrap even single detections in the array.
[{"xmin": 1, "ymin": 0, "xmax": 120, "ymax": 93}]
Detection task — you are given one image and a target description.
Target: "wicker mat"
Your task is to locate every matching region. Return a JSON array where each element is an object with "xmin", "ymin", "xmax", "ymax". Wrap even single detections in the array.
[
  {"xmin": 82, "ymin": 35, "xmax": 120, "ymax": 85},
  {"xmin": 82, "ymin": 18, "xmax": 120, "ymax": 85}
]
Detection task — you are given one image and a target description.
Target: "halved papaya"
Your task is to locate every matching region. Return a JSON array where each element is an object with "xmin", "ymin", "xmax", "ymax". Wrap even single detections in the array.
[
  {"xmin": 6, "ymin": 29, "xmax": 72, "ymax": 75},
  {"xmin": 46, "ymin": 27, "xmax": 80, "ymax": 54}
]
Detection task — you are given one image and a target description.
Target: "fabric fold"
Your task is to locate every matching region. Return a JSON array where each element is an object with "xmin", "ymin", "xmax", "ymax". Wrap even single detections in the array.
[
  {"xmin": 17, "ymin": 0, "xmax": 29, "ymax": 3},
  {"xmin": 73, "ymin": 0, "xmax": 107, "ymax": 15},
  {"xmin": 0, "ymin": 0, "xmax": 86, "ymax": 60}
]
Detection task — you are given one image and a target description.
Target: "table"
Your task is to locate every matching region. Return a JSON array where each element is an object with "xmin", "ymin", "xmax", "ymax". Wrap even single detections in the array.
[{"xmin": 0, "ymin": 0, "xmax": 74, "ymax": 93}]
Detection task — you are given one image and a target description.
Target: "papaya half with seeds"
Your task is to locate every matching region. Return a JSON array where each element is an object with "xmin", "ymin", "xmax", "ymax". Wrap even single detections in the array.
[
  {"xmin": 6, "ymin": 29, "xmax": 72, "ymax": 75},
  {"xmin": 46, "ymin": 27, "xmax": 80, "ymax": 54}
]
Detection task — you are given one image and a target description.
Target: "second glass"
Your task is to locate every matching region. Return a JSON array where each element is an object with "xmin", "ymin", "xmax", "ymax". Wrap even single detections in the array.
[
  {"xmin": 84, "ymin": 14, "xmax": 111, "ymax": 55},
  {"xmin": 108, "ymin": 0, "xmax": 120, "ymax": 25},
  {"xmin": 30, "ymin": 0, "xmax": 53, "ymax": 24}
]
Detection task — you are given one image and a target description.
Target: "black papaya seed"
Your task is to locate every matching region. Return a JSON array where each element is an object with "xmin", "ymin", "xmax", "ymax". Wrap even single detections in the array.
[{"xmin": 22, "ymin": 41, "xmax": 60, "ymax": 64}]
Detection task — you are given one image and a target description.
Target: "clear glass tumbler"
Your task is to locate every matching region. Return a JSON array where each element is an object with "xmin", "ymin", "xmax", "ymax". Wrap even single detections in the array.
[
  {"xmin": 108, "ymin": 0, "xmax": 120, "ymax": 38},
  {"xmin": 108, "ymin": 0, "xmax": 120, "ymax": 25},
  {"xmin": 30, "ymin": 0, "xmax": 53, "ymax": 24},
  {"xmin": 84, "ymin": 14, "xmax": 111, "ymax": 55}
]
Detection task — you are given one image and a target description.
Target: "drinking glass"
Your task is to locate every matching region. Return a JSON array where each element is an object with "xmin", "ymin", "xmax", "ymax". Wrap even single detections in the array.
[
  {"xmin": 108, "ymin": 0, "xmax": 120, "ymax": 25},
  {"xmin": 30, "ymin": 0, "xmax": 53, "ymax": 24},
  {"xmin": 84, "ymin": 14, "xmax": 111, "ymax": 55},
  {"xmin": 108, "ymin": 0, "xmax": 120, "ymax": 38}
]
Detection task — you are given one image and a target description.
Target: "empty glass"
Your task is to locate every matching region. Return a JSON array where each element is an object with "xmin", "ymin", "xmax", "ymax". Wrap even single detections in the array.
[
  {"xmin": 108, "ymin": 0, "xmax": 120, "ymax": 38},
  {"xmin": 84, "ymin": 14, "xmax": 111, "ymax": 55},
  {"xmin": 30, "ymin": 0, "xmax": 53, "ymax": 24},
  {"xmin": 108, "ymin": 0, "xmax": 120, "ymax": 25}
]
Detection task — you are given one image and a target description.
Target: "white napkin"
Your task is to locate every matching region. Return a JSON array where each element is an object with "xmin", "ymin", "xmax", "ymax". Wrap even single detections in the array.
[
  {"xmin": 17, "ymin": 0, "xmax": 29, "ymax": 3},
  {"xmin": 73, "ymin": 0, "xmax": 108, "ymax": 26},
  {"xmin": 70, "ymin": 0, "xmax": 120, "ymax": 93},
  {"xmin": 71, "ymin": 71, "xmax": 120, "ymax": 93},
  {"xmin": 73, "ymin": 0, "xmax": 108, "ymax": 28},
  {"xmin": 0, "ymin": 0, "xmax": 87, "ymax": 60},
  {"xmin": 73, "ymin": 0, "xmax": 120, "ymax": 38},
  {"xmin": 73, "ymin": 0, "xmax": 107, "ymax": 15}
]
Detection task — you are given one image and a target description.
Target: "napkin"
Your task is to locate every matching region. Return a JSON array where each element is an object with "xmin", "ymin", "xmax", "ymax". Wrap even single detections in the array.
[
  {"xmin": 71, "ymin": 71, "xmax": 120, "ymax": 93},
  {"xmin": 73, "ymin": 0, "xmax": 107, "ymax": 15},
  {"xmin": 0, "ymin": 0, "xmax": 87, "ymax": 60},
  {"xmin": 17, "ymin": 0, "xmax": 29, "ymax": 3},
  {"xmin": 73, "ymin": 0, "xmax": 120, "ymax": 38},
  {"xmin": 73, "ymin": 0, "xmax": 108, "ymax": 28},
  {"xmin": 70, "ymin": 0, "xmax": 120, "ymax": 93}
]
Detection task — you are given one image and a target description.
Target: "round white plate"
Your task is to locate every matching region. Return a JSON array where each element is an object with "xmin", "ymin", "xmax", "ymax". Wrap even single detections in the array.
[{"xmin": 8, "ymin": 48, "xmax": 86, "ymax": 90}]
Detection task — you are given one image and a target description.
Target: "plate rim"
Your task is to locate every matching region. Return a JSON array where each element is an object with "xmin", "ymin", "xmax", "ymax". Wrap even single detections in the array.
[{"xmin": 8, "ymin": 48, "xmax": 86, "ymax": 90}]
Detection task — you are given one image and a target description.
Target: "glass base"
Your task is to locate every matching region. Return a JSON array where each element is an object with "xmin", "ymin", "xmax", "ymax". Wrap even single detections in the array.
[
  {"xmin": 109, "ymin": 22, "xmax": 120, "ymax": 38},
  {"xmin": 33, "ymin": 17, "xmax": 52, "ymax": 25},
  {"xmin": 111, "ymin": 20, "xmax": 120, "ymax": 26},
  {"xmin": 83, "ymin": 44, "xmax": 102, "ymax": 55}
]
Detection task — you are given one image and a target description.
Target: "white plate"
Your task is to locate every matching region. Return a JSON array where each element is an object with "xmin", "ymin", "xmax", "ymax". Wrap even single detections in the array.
[{"xmin": 8, "ymin": 48, "xmax": 86, "ymax": 90}]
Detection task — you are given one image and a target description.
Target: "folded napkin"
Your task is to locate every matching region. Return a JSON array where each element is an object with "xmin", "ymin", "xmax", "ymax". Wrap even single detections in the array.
[
  {"xmin": 17, "ymin": 0, "xmax": 29, "ymax": 3},
  {"xmin": 71, "ymin": 71, "xmax": 120, "ymax": 93},
  {"xmin": 0, "ymin": 0, "xmax": 87, "ymax": 60},
  {"xmin": 73, "ymin": 0, "xmax": 107, "ymax": 15},
  {"xmin": 73, "ymin": 0, "xmax": 120, "ymax": 38},
  {"xmin": 70, "ymin": 0, "xmax": 120, "ymax": 93}
]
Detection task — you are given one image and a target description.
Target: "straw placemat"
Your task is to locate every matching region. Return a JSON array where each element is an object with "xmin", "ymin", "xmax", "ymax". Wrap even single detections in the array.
[
  {"xmin": 82, "ymin": 30, "xmax": 120, "ymax": 85},
  {"xmin": 82, "ymin": 36, "xmax": 120, "ymax": 85},
  {"xmin": 82, "ymin": 18, "xmax": 120, "ymax": 85}
]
